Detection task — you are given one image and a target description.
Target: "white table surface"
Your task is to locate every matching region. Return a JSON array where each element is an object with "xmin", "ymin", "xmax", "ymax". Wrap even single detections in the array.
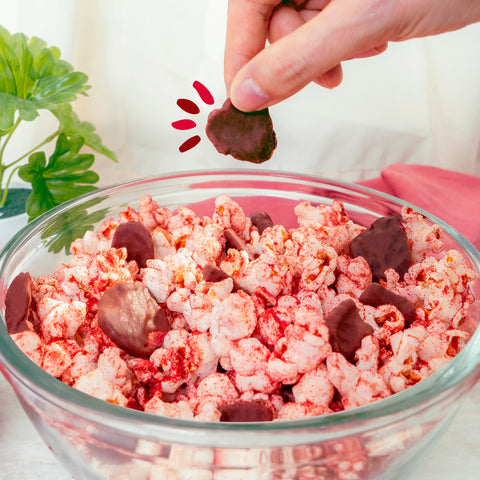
[{"xmin": 1, "ymin": 374, "xmax": 479, "ymax": 480}]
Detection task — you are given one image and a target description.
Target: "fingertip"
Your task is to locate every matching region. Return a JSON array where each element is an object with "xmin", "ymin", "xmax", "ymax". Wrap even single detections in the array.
[
  {"xmin": 314, "ymin": 64, "xmax": 343, "ymax": 89},
  {"xmin": 230, "ymin": 77, "xmax": 271, "ymax": 112}
]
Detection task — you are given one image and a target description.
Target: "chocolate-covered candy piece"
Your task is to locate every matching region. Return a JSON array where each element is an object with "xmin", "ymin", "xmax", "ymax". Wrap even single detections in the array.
[
  {"xmin": 218, "ymin": 401, "xmax": 274, "ymax": 422},
  {"xmin": 224, "ymin": 228, "xmax": 255, "ymax": 262},
  {"xmin": 111, "ymin": 221, "xmax": 154, "ymax": 268},
  {"xmin": 152, "ymin": 307, "xmax": 170, "ymax": 333},
  {"xmin": 203, "ymin": 263, "xmax": 242, "ymax": 292},
  {"xmin": 325, "ymin": 298, "xmax": 374, "ymax": 363},
  {"xmin": 250, "ymin": 211, "xmax": 274, "ymax": 234},
  {"xmin": 350, "ymin": 214, "xmax": 411, "ymax": 281},
  {"xmin": 359, "ymin": 282, "xmax": 416, "ymax": 326},
  {"xmin": 224, "ymin": 228, "xmax": 247, "ymax": 252},
  {"xmin": 5, "ymin": 272, "xmax": 32, "ymax": 334},
  {"xmin": 203, "ymin": 263, "xmax": 230, "ymax": 283},
  {"xmin": 223, "ymin": 228, "xmax": 255, "ymax": 261},
  {"xmin": 97, "ymin": 281, "xmax": 167, "ymax": 357},
  {"xmin": 206, "ymin": 98, "xmax": 277, "ymax": 163}
]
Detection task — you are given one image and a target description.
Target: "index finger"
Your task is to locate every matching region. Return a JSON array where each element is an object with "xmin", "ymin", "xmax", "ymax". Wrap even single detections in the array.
[{"xmin": 224, "ymin": 0, "xmax": 282, "ymax": 93}]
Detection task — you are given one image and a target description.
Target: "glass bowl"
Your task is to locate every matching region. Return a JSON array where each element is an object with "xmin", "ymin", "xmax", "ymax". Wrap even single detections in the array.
[{"xmin": 0, "ymin": 170, "xmax": 479, "ymax": 480}]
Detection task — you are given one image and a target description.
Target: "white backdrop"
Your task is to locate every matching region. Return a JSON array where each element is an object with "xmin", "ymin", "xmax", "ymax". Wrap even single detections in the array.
[{"xmin": 1, "ymin": 0, "xmax": 480, "ymax": 185}]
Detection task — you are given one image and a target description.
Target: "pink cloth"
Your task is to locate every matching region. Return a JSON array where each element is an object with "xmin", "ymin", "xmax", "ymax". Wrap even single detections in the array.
[{"xmin": 359, "ymin": 163, "xmax": 480, "ymax": 250}]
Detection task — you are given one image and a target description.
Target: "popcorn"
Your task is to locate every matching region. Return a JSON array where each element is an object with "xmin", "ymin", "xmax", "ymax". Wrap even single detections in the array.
[
  {"xmin": 11, "ymin": 330, "xmax": 44, "ymax": 366},
  {"xmin": 6, "ymin": 194, "xmax": 478, "ymax": 426}
]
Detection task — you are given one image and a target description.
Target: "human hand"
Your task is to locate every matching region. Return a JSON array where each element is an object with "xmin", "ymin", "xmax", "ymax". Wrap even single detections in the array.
[{"xmin": 225, "ymin": 0, "xmax": 480, "ymax": 111}]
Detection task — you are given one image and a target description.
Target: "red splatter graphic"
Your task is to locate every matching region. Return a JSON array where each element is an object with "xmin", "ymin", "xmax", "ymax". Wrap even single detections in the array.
[
  {"xmin": 177, "ymin": 98, "xmax": 200, "ymax": 114},
  {"xmin": 171, "ymin": 119, "xmax": 197, "ymax": 130},
  {"xmin": 173, "ymin": 81, "xmax": 215, "ymax": 153},
  {"xmin": 179, "ymin": 135, "xmax": 201, "ymax": 153},
  {"xmin": 193, "ymin": 81, "xmax": 214, "ymax": 105}
]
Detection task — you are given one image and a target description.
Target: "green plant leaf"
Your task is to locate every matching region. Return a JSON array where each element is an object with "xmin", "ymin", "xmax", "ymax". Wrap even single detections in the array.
[
  {"xmin": 0, "ymin": 26, "xmax": 21, "ymax": 96},
  {"xmin": 0, "ymin": 25, "xmax": 89, "ymax": 106},
  {"xmin": 40, "ymin": 196, "xmax": 109, "ymax": 254},
  {"xmin": 0, "ymin": 93, "xmax": 16, "ymax": 129},
  {"xmin": 0, "ymin": 93, "xmax": 38, "ymax": 129},
  {"xmin": 52, "ymin": 103, "xmax": 117, "ymax": 161},
  {"xmin": 18, "ymin": 133, "xmax": 99, "ymax": 221},
  {"xmin": 31, "ymin": 71, "xmax": 89, "ymax": 108},
  {"xmin": 11, "ymin": 32, "xmax": 33, "ymax": 99},
  {"xmin": 0, "ymin": 25, "xmax": 116, "ymax": 217}
]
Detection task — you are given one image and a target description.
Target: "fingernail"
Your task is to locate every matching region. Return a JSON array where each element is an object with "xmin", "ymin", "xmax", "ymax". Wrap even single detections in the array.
[{"xmin": 231, "ymin": 77, "xmax": 270, "ymax": 111}]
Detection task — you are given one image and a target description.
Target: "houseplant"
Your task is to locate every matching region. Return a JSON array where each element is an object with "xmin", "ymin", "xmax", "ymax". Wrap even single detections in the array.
[{"xmin": 0, "ymin": 25, "xmax": 116, "ymax": 246}]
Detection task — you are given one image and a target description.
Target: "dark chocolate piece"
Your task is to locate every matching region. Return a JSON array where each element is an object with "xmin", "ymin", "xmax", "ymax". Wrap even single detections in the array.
[
  {"xmin": 205, "ymin": 98, "xmax": 277, "ymax": 163},
  {"xmin": 218, "ymin": 401, "xmax": 274, "ymax": 422},
  {"xmin": 111, "ymin": 221, "xmax": 154, "ymax": 268},
  {"xmin": 203, "ymin": 264, "xmax": 230, "ymax": 283},
  {"xmin": 250, "ymin": 211, "xmax": 274, "ymax": 234},
  {"xmin": 325, "ymin": 298, "xmax": 374, "ymax": 363},
  {"xmin": 224, "ymin": 228, "xmax": 247, "ymax": 252},
  {"xmin": 5, "ymin": 272, "xmax": 32, "ymax": 334},
  {"xmin": 359, "ymin": 282, "xmax": 416, "ymax": 326},
  {"xmin": 97, "ymin": 281, "xmax": 166, "ymax": 357},
  {"xmin": 152, "ymin": 307, "xmax": 171, "ymax": 333},
  {"xmin": 224, "ymin": 228, "xmax": 255, "ymax": 262},
  {"xmin": 349, "ymin": 214, "xmax": 411, "ymax": 281},
  {"xmin": 203, "ymin": 263, "xmax": 243, "ymax": 292}
]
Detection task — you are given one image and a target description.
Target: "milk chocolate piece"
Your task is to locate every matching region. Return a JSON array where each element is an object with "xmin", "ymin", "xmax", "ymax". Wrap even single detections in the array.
[
  {"xmin": 325, "ymin": 298, "xmax": 374, "ymax": 363},
  {"xmin": 350, "ymin": 214, "xmax": 411, "ymax": 281},
  {"xmin": 5, "ymin": 272, "xmax": 32, "ymax": 334},
  {"xmin": 250, "ymin": 211, "xmax": 274, "ymax": 234},
  {"xmin": 97, "ymin": 282, "xmax": 166, "ymax": 357},
  {"xmin": 112, "ymin": 221, "xmax": 154, "ymax": 268},
  {"xmin": 359, "ymin": 282, "xmax": 416, "ymax": 326},
  {"xmin": 206, "ymin": 98, "xmax": 277, "ymax": 163},
  {"xmin": 218, "ymin": 401, "xmax": 274, "ymax": 422}
]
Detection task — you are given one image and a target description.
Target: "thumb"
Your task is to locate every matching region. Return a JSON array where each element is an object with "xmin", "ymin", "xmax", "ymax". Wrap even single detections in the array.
[{"xmin": 230, "ymin": 1, "xmax": 390, "ymax": 111}]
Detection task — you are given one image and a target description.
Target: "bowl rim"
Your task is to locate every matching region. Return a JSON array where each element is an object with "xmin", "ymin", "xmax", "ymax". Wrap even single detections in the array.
[{"xmin": 1, "ymin": 168, "xmax": 479, "ymax": 446}]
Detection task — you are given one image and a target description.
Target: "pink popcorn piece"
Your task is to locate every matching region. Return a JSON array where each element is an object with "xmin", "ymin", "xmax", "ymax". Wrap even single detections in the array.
[
  {"xmin": 5, "ymin": 272, "xmax": 32, "ymax": 334},
  {"xmin": 218, "ymin": 400, "xmax": 274, "ymax": 422},
  {"xmin": 97, "ymin": 281, "xmax": 169, "ymax": 357},
  {"xmin": 111, "ymin": 221, "xmax": 154, "ymax": 268},
  {"xmin": 249, "ymin": 211, "xmax": 274, "ymax": 234},
  {"xmin": 350, "ymin": 214, "xmax": 411, "ymax": 281},
  {"xmin": 360, "ymin": 282, "xmax": 416, "ymax": 326},
  {"xmin": 325, "ymin": 298, "xmax": 374, "ymax": 363}
]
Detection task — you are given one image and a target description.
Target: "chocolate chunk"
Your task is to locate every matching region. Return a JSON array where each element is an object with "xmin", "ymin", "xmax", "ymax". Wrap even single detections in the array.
[
  {"xmin": 203, "ymin": 263, "xmax": 230, "ymax": 283},
  {"xmin": 203, "ymin": 263, "xmax": 243, "ymax": 292},
  {"xmin": 205, "ymin": 98, "xmax": 277, "ymax": 163},
  {"xmin": 218, "ymin": 401, "xmax": 274, "ymax": 422},
  {"xmin": 97, "ymin": 281, "xmax": 166, "ymax": 357},
  {"xmin": 279, "ymin": 384, "xmax": 295, "ymax": 404},
  {"xmin": 349, "ymin": 214, "xmax": 411, "ymax": 281},
  {"xmin": 359, "ymin": 282, "xmax": 416, "ymax": 326},
  {"xmin": 224, "ymin": 228, "xmax": 247, "ymax": 251},
  {"xmin": 250, "ymin": 211, "xmax": 274, "ymax": 234},
  {"xmin": 224, "ymin": 228, "xmax": 255, "ymax": 262},
  {"xmin": 223, "ymin": 228, "xmax": 255, "ymax": 262},
  {"xmin": 5, "ymin": 272, "xmax": 32, "ymax": 334},
  {"xmin": 325, "ymin": 298, "xmax": 374, "ymax": 363},
  {"xmin": 111, "ymin": 221, "xmax": 154, "ymax": 268},
  {"xmin": 152, "ymin": 307, "xmax": 170, "ymax": 333}
]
